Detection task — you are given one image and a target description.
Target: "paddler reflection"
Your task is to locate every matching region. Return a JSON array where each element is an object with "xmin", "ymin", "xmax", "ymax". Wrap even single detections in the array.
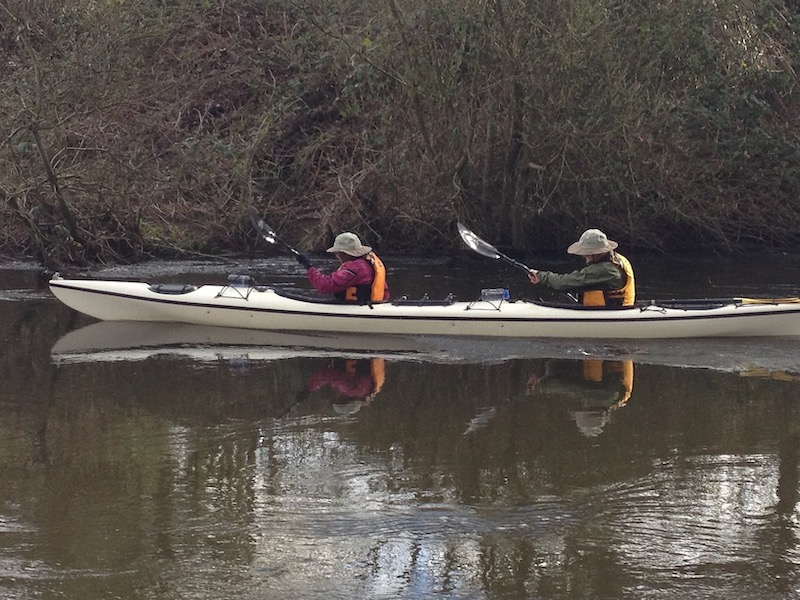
[
  {"xmin": 306, "ymin": 358, "xmax": 386, "ymax": 414},
  {"xmin": 527, "ymin": 359, "xmax": 634, "ymax": 437}
]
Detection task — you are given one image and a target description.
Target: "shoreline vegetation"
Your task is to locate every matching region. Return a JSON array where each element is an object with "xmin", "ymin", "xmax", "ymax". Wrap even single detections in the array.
[{"xmin": 1, "ymin": 0, "xmax": 799, "ymax": 269}]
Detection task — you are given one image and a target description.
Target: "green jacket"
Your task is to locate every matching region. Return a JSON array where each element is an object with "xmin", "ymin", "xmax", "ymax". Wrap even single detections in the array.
[{"xmin": 538, "ymin": 260, "xmax": 624, "ymax": 293}]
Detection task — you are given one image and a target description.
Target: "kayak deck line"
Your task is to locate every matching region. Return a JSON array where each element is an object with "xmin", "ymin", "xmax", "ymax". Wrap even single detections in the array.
[
  {"xmin": 48, "ymin": 277, "xmax": 800, "ymax": 338},
  {"xmin": 149, "ymin": 281, "xmax": 800, "ymax": 313},
  {"xmin": 52, "ymin": 278, "xmax": 800, "ymax": 311}
]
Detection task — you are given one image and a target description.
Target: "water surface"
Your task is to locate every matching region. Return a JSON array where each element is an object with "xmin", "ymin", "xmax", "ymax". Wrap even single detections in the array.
[{"xmin": 2, "ymin": 256, "xmax": 800, "ymax": 599}]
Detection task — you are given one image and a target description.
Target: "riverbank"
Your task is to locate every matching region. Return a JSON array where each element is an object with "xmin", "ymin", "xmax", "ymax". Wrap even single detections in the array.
[{"xmin": 2, "ymin": 0, "xmax": 799, "ymax": 269}]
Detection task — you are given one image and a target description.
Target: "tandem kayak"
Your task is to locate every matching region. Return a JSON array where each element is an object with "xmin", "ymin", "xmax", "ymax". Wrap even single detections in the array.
[{"xmin": 49, "ymin": 275, "xmax": 800, "ymax": 339}]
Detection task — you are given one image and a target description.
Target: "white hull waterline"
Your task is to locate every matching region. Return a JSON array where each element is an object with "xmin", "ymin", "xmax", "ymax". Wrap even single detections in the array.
[
  {"xmin": 50, "ymin": 321, "xmax": 800, "ymax": 378},
  {"xmin": 49, "ymin": 277, "xmax": 800, "ymax": 339}
]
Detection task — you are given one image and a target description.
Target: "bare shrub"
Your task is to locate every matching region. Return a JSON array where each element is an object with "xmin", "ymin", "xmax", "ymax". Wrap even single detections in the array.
[{"xmin": 0, "ymin": 0, "xmax": 798, "ymax": 267}]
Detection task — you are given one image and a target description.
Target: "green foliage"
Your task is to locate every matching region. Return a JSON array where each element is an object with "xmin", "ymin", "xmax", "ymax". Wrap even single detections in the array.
[{"xmin": 0, "ymin": 0, "xmax": 798, "ymax": 267}]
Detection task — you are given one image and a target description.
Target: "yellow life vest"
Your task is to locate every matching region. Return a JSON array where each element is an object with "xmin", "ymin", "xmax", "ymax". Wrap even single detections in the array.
[
  {"xmin": 581, "ymin": 252, "xmax": 636, "ymax": 307},
  {"xmin": 582, "ymin": 359, "xmax": 605, "ymax": 383},
  {"xmin": 582, "ymin": 359, "xmax": 634, "ymax": 406},
  {"xmin": 615, "ymin": 360, "xmax": 634, "ymax": 406},
  {"xmin": 345, "ymin": 252, "xmax": 387, "ymax": 303}
]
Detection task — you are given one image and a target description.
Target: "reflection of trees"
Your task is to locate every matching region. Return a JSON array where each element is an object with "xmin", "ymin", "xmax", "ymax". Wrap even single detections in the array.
[
  {"xmin": 761, "ymin": 414, "xmax": 800, "ymax": 596},
  {"xmin": 0, "ymin": 342, "xmax": 316, "ymax": 596},
  {"xmin": 342, "ymin": 360, "xmax": 800, "ymax": 596},
  {"xmin": 6, "ymin": 331, "xmax": 800, "ymax": 597}
]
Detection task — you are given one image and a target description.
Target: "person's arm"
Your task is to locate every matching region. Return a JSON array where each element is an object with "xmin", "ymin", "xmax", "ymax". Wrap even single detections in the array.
[
  {"xmin": 308, "ymin": 258, "xmax": 371, "ymax": 295},
  {"xmin": 538, "ymin": 262, "xmax": 624, "ymax": 293},
  {"xmin": 308, "ymin": 265, "xmax": 359, "ymax": 294}
]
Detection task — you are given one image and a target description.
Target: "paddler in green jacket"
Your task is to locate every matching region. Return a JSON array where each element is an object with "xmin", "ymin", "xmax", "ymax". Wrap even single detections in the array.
[{"xmin": 528, "ymin": 229, "xmax": 636, "ymax": 307}]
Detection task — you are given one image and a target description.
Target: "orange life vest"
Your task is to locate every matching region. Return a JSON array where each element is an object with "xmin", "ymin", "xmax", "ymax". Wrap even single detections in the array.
[
  {"xmin": 581, "ymin": 252, "xmax": 636, "ymax": 307},
  {"xmin": 370, "ymin": 358, "xmax": 386, "ymax": 395},
  {"xmin": 345, "ymin": 252, "xmax": 388, "ymax": 304},
  {"xmin": 344, "ymin": 358, "xmax": 386, "ymax": 395}
]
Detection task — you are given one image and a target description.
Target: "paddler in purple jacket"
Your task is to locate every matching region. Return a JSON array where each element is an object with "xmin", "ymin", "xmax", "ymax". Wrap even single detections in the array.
[{"xmin": 296, "ymin": 232, "xmax": 390, "ymax": 304}]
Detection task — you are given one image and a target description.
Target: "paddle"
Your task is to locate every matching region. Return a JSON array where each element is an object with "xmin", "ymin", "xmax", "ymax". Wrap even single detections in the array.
[
  {"xmin": 736, "ymin": 297, "xmax": 800, "ymax": 305},
  {"xmin": 248, "ymin": 207, "xmax": 304, "ymax": 259},
  {"xmin": 458, "ymin": 222, "xmax": 582, "ymax": 303},
  {"xmin": 655, "ymin": 297, "xmax": 800, "ymax": 306},
  {"xmin": 457, "ymin": 222, "xmax": 532, "ymax": 273}
]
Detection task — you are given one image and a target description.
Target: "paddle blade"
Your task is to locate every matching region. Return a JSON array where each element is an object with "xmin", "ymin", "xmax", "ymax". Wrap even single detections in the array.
[
  {"xmin": 248, "ymin": 207, "xmax": 279, "ymax": 245},
  {"xmin": 248, "ymin": 207, "xmax": 302, "ymax": 256},
  {"xmin": 457, "ymin": 223, "xmax": 501, "ymax": 260}
]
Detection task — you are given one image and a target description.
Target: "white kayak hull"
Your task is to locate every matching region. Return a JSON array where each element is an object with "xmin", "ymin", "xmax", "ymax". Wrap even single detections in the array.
[{"xmin": 49, "ymin": 277, "xmax": 800, "ymax": 339}]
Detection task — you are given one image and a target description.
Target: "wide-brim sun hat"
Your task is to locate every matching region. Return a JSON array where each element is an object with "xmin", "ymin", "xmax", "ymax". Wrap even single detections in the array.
[
  {"xmin": 326, "ymin": 232, "xmax": 372, "ymax": 257},
  {"xmin": 567, "ymin": 229, "xmax": 618, "ymax": 256},
  {"xmin": 571, "ymin": 410, "xmax": 610, "ymax": 437}
]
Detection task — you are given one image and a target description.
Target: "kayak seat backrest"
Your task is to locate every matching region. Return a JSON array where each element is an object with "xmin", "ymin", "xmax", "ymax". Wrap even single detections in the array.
[{"xmin": 148, "ymin": 283, "xmax": 198, "ymax": 295}]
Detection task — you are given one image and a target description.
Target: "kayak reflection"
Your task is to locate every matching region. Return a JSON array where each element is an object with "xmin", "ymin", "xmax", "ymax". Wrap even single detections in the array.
[
  {"xmin": 50, "ymin": 320, "xmax": 427, "ymax": 364},
  {"xmin": 306, "ymin": 358, "xmax": 386, "ymax": 415},
  {"xmin": 51, "ymin": 320, "xmax": 800, "ymax": 380},
  {"xmin": 527, "ymin": 359, "xmax": 634, "ymax": 437}
]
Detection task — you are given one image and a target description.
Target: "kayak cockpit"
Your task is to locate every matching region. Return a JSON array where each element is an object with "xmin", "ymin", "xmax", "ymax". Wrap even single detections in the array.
[
  {"xmin": 274, "ymin": 289, "xmax": 459, "ymax": 307},
  {"xmin": 148, "ymin": 283, "xmax": 198, "ymax": 295}
]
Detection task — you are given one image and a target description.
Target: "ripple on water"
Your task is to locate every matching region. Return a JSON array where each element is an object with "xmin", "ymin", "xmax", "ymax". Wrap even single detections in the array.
[
  {"xmin": 573, "ymin": 453, "xmax": 792, "ymax": 597},
  {"xmin": 246, "ymin": 490, "xmax": 579, "ymax": 600}
]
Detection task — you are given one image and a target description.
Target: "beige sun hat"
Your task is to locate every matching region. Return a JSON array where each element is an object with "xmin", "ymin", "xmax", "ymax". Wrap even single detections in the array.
[
  {"xmin": 332, "ymin": 399, "xmax": 366, "ymax": 415},
  {"xmin": 326, "ymin": 232, "xmax": 372, "ymax": 257},
  {"xmin": 571, "ymin": 410, "xmax": 610, "ymax": 437},
  {"xmin": 567, "ymin": 229, "xmax": 618, "ymax": 256}
]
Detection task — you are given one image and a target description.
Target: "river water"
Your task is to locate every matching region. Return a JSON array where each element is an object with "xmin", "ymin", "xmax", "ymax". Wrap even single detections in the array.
[{"xmin": 3, "ymin": 253, "xmax": 800, "ymax": 599}]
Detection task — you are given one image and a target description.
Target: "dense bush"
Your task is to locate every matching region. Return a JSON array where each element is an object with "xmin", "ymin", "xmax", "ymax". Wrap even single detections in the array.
[{"xmin": 0, "ymin": 0, "xmax": 798, "ymax": 267}]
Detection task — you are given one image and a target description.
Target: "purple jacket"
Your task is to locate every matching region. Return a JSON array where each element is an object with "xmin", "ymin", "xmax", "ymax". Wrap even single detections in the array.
[{"xmin": 308, "ymin": 257, "xmax": 380, "ymax": 296}]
